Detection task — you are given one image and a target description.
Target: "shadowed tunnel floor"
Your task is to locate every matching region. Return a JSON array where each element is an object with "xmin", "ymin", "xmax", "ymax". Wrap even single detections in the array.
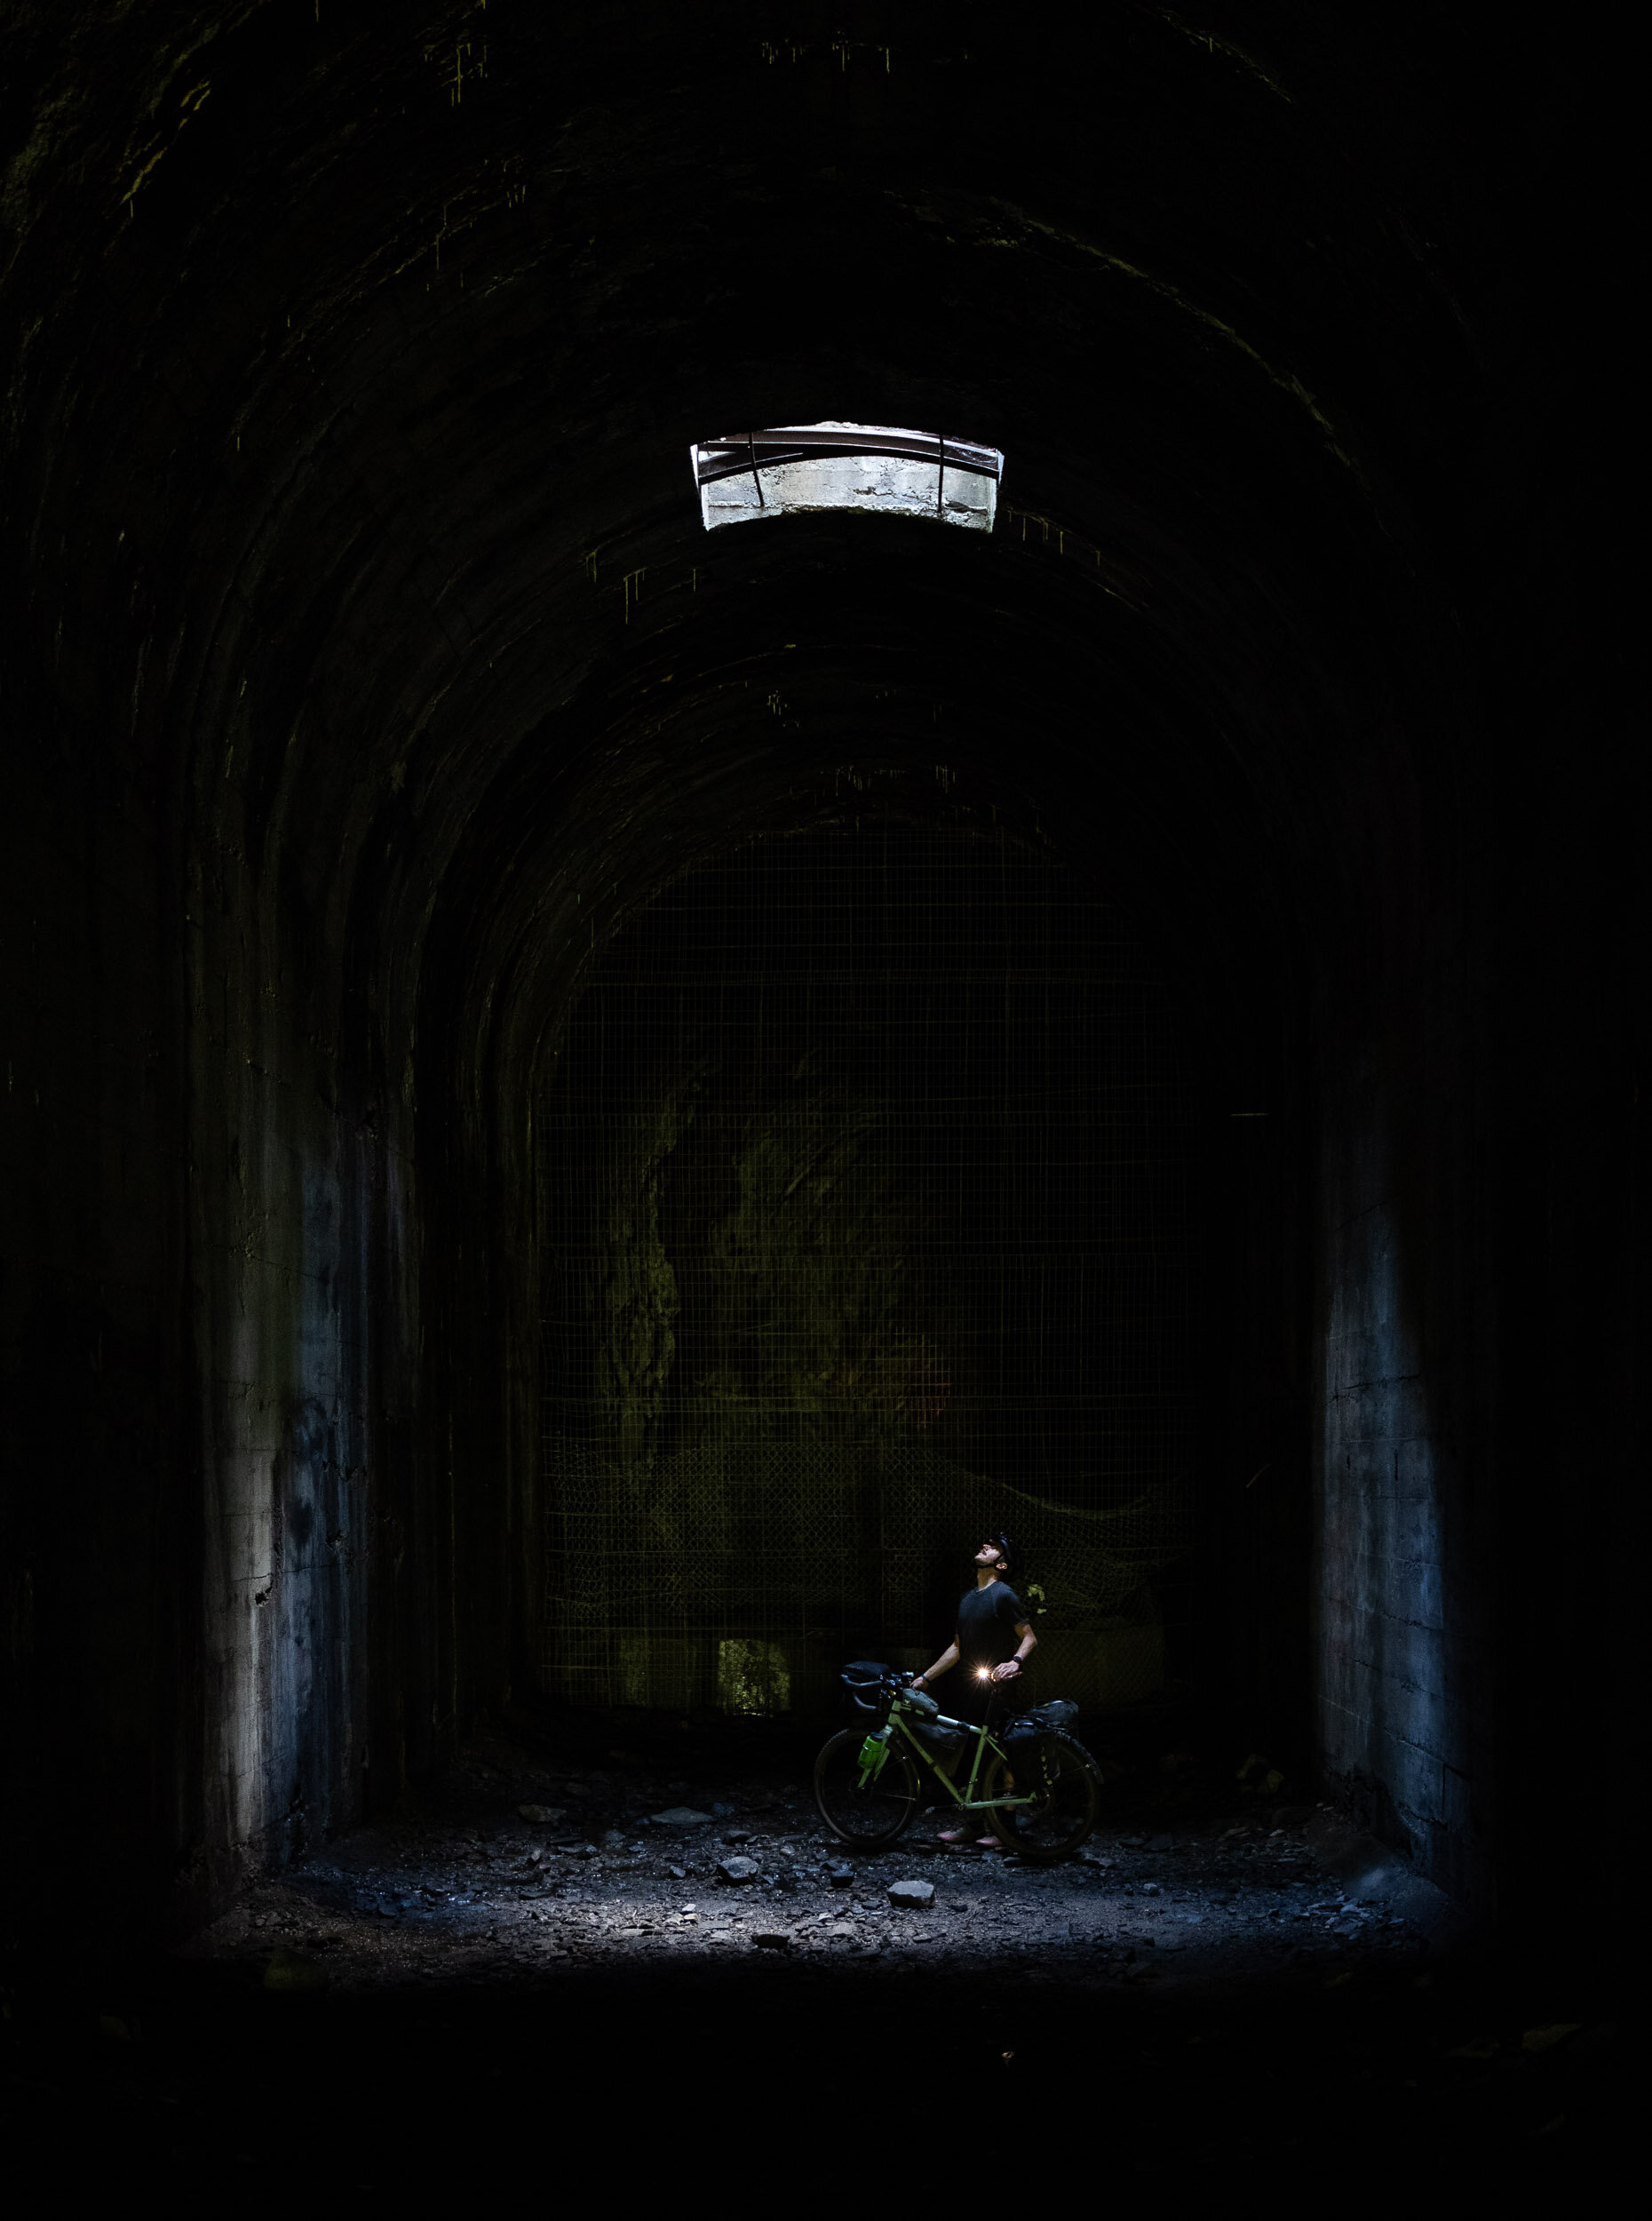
[{"xmin": 3, "ymin": 1718, "xmax": 1628, "ymax": 2193}]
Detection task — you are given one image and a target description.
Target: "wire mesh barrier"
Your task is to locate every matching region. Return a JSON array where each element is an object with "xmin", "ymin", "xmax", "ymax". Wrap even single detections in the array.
[{"xmin": 539, "ymin": 824, "xmax": 1200, "ymax": 1716}]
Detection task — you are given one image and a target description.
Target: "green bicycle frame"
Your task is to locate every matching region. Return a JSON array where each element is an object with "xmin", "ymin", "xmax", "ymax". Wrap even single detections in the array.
[{"xmin": 858, "ymin": 1696, "xmax": 1035, "ymax": 1811}]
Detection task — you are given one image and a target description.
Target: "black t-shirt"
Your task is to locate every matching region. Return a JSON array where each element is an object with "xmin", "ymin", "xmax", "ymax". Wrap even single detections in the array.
[{"xmin": 956, "ymin": 1580, "xmax": 1026, "ymax": 1682}]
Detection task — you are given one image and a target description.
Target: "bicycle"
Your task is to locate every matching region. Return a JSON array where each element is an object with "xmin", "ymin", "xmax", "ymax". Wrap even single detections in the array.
[{"xmin": 813, "ymin": 1664, "xmax": 1103, "ymax": 1861}]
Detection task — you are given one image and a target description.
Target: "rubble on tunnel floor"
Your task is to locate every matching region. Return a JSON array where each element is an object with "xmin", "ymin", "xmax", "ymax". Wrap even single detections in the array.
[
  {"xmin": 1, "ymin": 1719, "xmax": 1623, "ymax": 2193},
  {"xmin": 166, "ymin": 1720, "xmax": 1470, "ymax": 1994}
]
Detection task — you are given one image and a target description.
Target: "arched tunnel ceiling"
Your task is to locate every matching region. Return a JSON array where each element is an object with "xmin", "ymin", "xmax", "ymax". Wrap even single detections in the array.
[{"xmin": 6, "ymin": 3, "xmax": 1498, "ymax": 1109}]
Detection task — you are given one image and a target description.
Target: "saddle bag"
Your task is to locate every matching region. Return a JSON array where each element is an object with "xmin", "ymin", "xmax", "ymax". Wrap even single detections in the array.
[
  {"xmin": 1002, "ymin": 1699, "xmax": 1079, "ymax": 1794},
  {"xmin": 1023, "ymin": 1699, "xmax": 1079, "ymax": 1735}
]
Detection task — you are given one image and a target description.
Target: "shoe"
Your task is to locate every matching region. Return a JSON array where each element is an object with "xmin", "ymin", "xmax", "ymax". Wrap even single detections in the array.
[{"xmin": 938, "ymin": 1828, "xmax": 970, "ymax": 1844}]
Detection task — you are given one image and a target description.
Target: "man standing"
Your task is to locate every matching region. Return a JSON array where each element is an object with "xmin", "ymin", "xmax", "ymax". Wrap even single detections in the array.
[{"xmin": 911, "ymin": 1533, "xmax": 1036, "ymax": 1847}]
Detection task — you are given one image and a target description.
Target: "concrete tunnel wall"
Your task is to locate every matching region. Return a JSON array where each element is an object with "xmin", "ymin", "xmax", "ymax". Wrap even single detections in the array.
[{"xmin": 0, "ymin": 4, "xmax": 1636, "ymax": 1946}]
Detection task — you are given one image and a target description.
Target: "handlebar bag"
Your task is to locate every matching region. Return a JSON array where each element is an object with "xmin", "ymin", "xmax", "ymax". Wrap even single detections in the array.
[{"xmin": 842, "ymin": 1661, "xmax": 891, "ymax": 1712}]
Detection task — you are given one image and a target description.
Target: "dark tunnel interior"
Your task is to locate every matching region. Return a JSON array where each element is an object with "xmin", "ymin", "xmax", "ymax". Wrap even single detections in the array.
[
  {"xmin": 0, "ymin": 0, "xmax": 1637, "ymax": 2186},
  {"xmin": 537, "ymin": 823, "xmax": 1205, "ymax": 1719}
]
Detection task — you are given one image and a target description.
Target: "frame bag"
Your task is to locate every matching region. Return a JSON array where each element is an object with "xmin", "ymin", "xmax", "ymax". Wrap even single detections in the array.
[
  {"xmin": 898, "ymin": 1682, "xmax": 965, "ymax": 1771},
  {"xmin": 914, "ymin": 1720, "xmax": 966, "ymax": 1771}
]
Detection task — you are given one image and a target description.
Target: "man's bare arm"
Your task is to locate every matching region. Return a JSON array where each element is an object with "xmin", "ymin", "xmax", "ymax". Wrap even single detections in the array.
[
  {"xmin": 990, "ymin": 1622, "xmax": 1037, "ymax": 1681},
  {"xmin": 914, "ymin": 1642, "xmax": 958, "ymax": 1687}
]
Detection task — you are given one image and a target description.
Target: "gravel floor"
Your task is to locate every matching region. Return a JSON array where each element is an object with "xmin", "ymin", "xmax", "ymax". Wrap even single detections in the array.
[
  {"xmin": 4, "ymin": 1721, "xmax": 1625, "ymax": 2192},
  {"xmin": 177, "ymin": 1729, "xmax": 1432, "ymax": 1992}
]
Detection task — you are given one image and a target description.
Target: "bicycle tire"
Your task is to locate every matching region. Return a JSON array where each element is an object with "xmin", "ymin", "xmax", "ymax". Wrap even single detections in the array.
[
  {"xmin": 814, "ymin": 1728, "xmax": 920, "ymax": 1849},
  {"xmin": 982, "ymin": 1731, "xmax": 1101, "ymax": 1859}
]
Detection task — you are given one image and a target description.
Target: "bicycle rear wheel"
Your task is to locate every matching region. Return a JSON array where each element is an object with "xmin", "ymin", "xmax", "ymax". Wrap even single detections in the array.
[
  {"xmin": 814, "ymin": 1729, "xmax": 920, "ymax": 1848},
  {"xmin": 982, "ymin": 1732, "xmax": 1100, "ymax": 1859}
]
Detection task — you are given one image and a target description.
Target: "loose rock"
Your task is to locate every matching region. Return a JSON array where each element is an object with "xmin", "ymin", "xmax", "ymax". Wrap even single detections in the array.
[
  {"xmin": 649, "ymin": 1807, "xmax": 713, "ymax": 1827},
  {"xmin": 518, "ymin": 1803, "xmax": 566, "ymax": 1826},
  {"xmin": 752, "ymin": 1930, "xmax": 791, "ymax": 1951},
  {"xmin": 717, "ymin": 1855, "xmax": 759, "ymax": 1885},
  {"xmin": 887, "ymin": 1879, "xmax": 935, "ymax": 1908}
]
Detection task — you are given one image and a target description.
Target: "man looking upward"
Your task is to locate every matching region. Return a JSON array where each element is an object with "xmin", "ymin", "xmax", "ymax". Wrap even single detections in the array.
[{"xmin": 911, "ymin": 1532, "xmax": 1036, "ymax": 1848}]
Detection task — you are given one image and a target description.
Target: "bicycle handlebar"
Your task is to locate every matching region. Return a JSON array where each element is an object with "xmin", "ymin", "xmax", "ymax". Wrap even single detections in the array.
[
  {"xmin": 840, "ymin": 1667, "xmax": 915, "ymax": 1712},
  {"xmin": 841, "ymin": 1668, "xmax": 953, "ymax": 1724}
]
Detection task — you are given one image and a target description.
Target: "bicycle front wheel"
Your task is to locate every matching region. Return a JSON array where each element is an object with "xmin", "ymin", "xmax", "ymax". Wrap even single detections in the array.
[
  {"xmin": 982, "ymin": 1732, "xmax": 1100, "ymax": 1859},
  {"xmin": 814, "ymin": 1729, "xmax": 919, "ymax": 1848}
]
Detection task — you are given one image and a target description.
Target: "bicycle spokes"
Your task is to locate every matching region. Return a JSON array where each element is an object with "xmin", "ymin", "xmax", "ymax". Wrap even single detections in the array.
[{"xmin": 815, "ymin": 1729, "xmax": 918, "ymax": 1848}]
